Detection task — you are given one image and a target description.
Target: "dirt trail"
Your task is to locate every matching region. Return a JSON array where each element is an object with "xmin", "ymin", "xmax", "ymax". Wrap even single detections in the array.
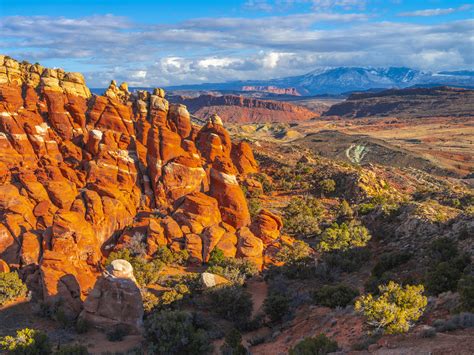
[{"xmin": 246, "ymin": 278, "xmax": 268, "ymax": 317}]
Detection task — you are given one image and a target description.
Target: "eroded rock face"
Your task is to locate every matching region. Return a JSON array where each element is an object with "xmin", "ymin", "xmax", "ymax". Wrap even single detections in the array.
[
  {"xmin": 79, "ymin": 259, "xmax": 143, "ymax": 333},
  {"xmin": 0, "ymin": 56, "xmax": 286, "ymax": 316}
]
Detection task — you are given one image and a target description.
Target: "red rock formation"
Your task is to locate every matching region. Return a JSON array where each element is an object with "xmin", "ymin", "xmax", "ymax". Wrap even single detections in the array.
[
  {"xmin": 0, "ymin": 56, "xmax": 287, "ymax": 317},
  {"xmin": 170, "ymin": 94, "xmax": 316, "ymax": 123},
  {"xmin": 241, "ymin": 86, "xmax": 301, "ymax": 96}
]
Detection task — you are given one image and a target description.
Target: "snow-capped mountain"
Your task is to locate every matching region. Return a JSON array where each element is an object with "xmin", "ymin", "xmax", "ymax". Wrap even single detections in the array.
[{"xmin": 166, "ymin": 67, "xmax": 474, "ymax": 96}]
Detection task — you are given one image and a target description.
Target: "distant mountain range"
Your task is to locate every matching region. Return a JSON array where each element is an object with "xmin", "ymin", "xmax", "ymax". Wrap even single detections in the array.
[{"xmin": 166, "ymin": 67, "xmax": 474, "ymax": 96}]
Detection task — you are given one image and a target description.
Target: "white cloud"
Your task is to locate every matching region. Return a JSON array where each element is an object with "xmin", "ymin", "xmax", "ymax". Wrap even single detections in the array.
[
  {"xmin": 398, "ymin": 4, "xmax": 472, "ymax": 17},
  {"xmin": 1, "ymin": 13, "xmax": 472, "ymax": 87}
]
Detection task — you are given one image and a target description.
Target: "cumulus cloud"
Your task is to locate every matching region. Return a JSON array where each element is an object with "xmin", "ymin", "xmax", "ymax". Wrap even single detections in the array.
[{"xmin": 1, "ymin": 12, "xmax": 472, "ymax": 87}]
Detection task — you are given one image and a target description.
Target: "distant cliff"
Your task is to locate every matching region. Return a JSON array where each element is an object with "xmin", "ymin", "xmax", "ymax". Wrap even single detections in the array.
[
  {"xmin": 169, "ymin": 94, "xmax": 316, "ymax": 123},
  {"xmin": 241, "ymin": 86, "xmax": 301, "ymax": 96},
  {"xmin": 323, "ymin": 86, "xmax": 474, "ymax": 118}
]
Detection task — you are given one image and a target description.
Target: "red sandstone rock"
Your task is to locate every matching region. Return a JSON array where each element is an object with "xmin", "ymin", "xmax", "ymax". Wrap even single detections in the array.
[
  {"xmin": 0, "ymin": 57, "xmax": 276, "ymax": 316},
  {"xmin": 231, "ymin": 141, "xmax": 258, "ymax": 175},
  {"xmin": 250, "ymin": 209, "xmax": 283, "ymax": 245}
]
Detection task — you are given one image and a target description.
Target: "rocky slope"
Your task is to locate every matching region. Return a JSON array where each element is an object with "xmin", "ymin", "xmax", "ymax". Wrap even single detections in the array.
[
  {"xmin": 169, "ymin": 94, "xmax": 316, "ymax": 123},
  {"xmin": 0, "ymin": 55, "xmax": 290, "ymax": 320},
  {"xmin": 323, "ymin": 86, "xmax": 474, "ymax": 118}
]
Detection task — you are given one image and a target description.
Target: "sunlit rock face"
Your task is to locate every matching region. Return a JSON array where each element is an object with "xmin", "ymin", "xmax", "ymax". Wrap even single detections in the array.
[{"xmin": 0, "ymin": 56, "xmax": 293, "ymax": 315}]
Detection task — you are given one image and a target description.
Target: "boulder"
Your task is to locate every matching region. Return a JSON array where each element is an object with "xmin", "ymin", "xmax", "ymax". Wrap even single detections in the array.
[
  {"xmin": 200, "ymin": 272, "xmax": 230, "ymax": 288},
  {"xmin": 79, "ymin": 259, "xmax": 143, "ymax": 333},
  {"xmin": 250, "ymin": 209, "xmax": 283, "ymax": 245}
]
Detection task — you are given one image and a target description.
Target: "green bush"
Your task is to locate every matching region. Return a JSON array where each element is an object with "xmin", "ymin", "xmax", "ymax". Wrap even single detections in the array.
[
  {"xmin": 319, "ymin": 179, "xmax": 336, "ymax": 196},
  {"xmin": 429, "ymin": 237, "xmax": 459, "ymax": 263},
  {"xmin": 355, "ymin": 281, "xmax": 427, "ymax": 334},
  {"xmin": 263, "ymin": 292, "xmax": 290, "ymax": 322},
  {"xmin": 0, "ymin": 328, "xmax": 51, "ymax": 354},
  {"xmin": 142, "ymin": 290, "xmax": 160, "ymax": 313},
  {"xmin": 289, "ymin": 334, "xmax": 338, "ymax": 355},
  {"xmin": 372, "ymin": 252, "xmax": 412, "ymax": 278},
  {"xmin": 318, "ymin": 221, "xmax": 371, "ymax": 252},
  {"xmin": 358, "ymin": 203, "xmax": 377, "ymax": 215},
  {"xmin": 55, "ymin": 344, "xmax": 89, "ymax": 354},
  {"xmin": 323, "ymin": 247, "xmax": 371, "ymax": 273},
  {"xmin": 458, "ymin": 274, "xmax": 474, "ymax": 312},
  {"xmin": 208, "ymin": 286, "xmax": 253, "ymax": 327},
  {"xmin": 276, "ymin": 240, "xmax": 312, "ymax": 264},
  {"xmin": 208, "ymin": 248, "xmax": 226, "ymax": 265},
  {"xmin": 221, "ymin": 328, "xmax": 247, "ymax": 355},
  {"xmin": 283, "ymin": 196, "xmax": 324, "ymax": 237},
  {"xmin": 159, "ymin": 284, "xmax": 190, "ymax": 308},
  {"xmin": 0, "ymin": 271, "xmax": 27, "ymax": 306},
  {"xmin": 145, "ymin": 310, "xmax": 212, "ymax": 354},
  {"xmin": 154, "ymin": 246, "xmax": 188, "ymax": 265},
  {"xmin": 248, "ymin": 198, "xmax": 262, "ymax": 219},
  {"xmin": 425, "ymin": 254, "xmax": 470, "ymax": 295},
  {"xmin": 313, "ymin": 284, "xmax": 359, "ymax": 308},
  {"xmin": 106, "ymin": 249, "xmax": 164, "ymax": 286},
  {"xmin": 207, "ymin": 256, "xmax": 258, "ymax": 285},
  {"xmin": 251, "ymin": 173, "xmax": 274, "ymax": 194},
  {"xmin": 266, "ymin": 256, "xmax": 326, "ymax": 281},
  {"xmin": 338, "ymin": 200, "xmax": 354, "ymax": 221}
]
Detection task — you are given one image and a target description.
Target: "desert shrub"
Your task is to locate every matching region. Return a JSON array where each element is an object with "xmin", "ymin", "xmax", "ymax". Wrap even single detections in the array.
[
  {"xmin": 425, "ymin": 262, "xmax": 464, "ymax": 295},
  {"xmin": 433, "ymin": 312, "xmax": 474, "ymax": 332},
  {"xmin": 372, "ymin": 252, "xmax": 412, "ymax": 278},
  {"xmin": 207, "ymin": 256, "xmax": 258, "ymax": 285},
  {"xmin": 55, "ymin": 344, "xmax": 89, "ymax": 354},
  {"xmin": 145, "ymin": 310, "xmax": 212, "ymax": 354},
  {"xmin": 159, "ymin": 284, "xmax": 190, "ymax": 308},
  {"xmin": 266, "ymin": 256, "xmax": 330, "ymax": 281},
  {"xmin": 318, "ymin": 221, "xmax": 371, "ymax": 252},
  {"xmin": 358, "ymin": 202, "xmax": 377, "ymax": 215},
  {"xmin": 319, "ymin": 179, "xmax": 336, "ymax": 196},
  {"xmin": 75, "ymin": 318, "xmax": 89, "ymax": 334},
  {"xmin": 0, "ymin": 271, "xmax": 27, "ymax": 305},
  {"xmin": 208, "ymin": 286, "xmax": 253, "ymax": 327},
  {"xmin": 142, "ymin": 290, "xmax": 160, "ymax": 313},
  {"xmin": 159, "ymin": 273, "xmax": 201, "ymax": 293},
  {"xmin": 458, "ymin": 274, "xmax": 474, "ymax": 312},
  {"xmin": 248, "ymin": 198, "xmax": 262, "ymax": 219},
  {"xmin": 0, "ymin": 328, "xmax": 51, "ymax": 354},
  {"xmin": 252, "ymin": 173, "xmax": 274, "ymax": 194},
  {"xmin": 126, "ymin": 232, "xmax": 147, "ymax": 257},
  {"xmin": 338, "ymin": 200, "xmax": 354, "ymax": 221},
  {"xmin": 425, "ymin": 254, "xmax": 470, "ymax": 295},
  {"xmin": 154, "ymin": 246, "xmax": 189, "ymax": 265},
  {"xmin": 275, "ymin": 240, "xmax": 311, "ymax": 263},
  {"xmin": 263, "ymin": 292, "xmax": 291, "ymax": 322},
  {"xmin": 323, "ymin": 247, "xmax": 371, "ymax": 273},
  {"xmin": 283, "ymin": 196, "xmax": 324, "ymax": 237},
  {"xmin": 208, "ymin": 247, "xmax": 226, "ymax": 265},
  {"xmin": 313, "ymin": 284, "xmax": 359, "ymax": 308},
  {"xmin": 289, "ymin": 334, "xmax": 338, "ymax": 355},
  {"xmin": 429, "ymin": 237, "xmax": 459, "ymax": 262},
  {"xmin": 220, "ymin": 328, "xmax": 247, "ymax": 355},
  {"xmin": 105, "ymin": 249, "xmax": 164, "ymax": 286},
  {"xmin": 106, "ymin": 324, "xmax": 129, "ymax": 342},
  {"xmin": 355, "ymin": 281, "xmax": 427, "ymax": 334}
]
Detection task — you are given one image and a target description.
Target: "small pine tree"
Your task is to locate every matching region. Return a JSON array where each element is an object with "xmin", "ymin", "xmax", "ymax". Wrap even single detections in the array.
[{"xmin": 355, "ymin": 281, "xmax": 427, "ymax": 334}]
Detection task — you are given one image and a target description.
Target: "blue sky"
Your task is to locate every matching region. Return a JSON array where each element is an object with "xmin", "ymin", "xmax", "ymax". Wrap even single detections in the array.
[{"xmin": 1, "ymin": 0, "xmax": 473, "ymax": 87}]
